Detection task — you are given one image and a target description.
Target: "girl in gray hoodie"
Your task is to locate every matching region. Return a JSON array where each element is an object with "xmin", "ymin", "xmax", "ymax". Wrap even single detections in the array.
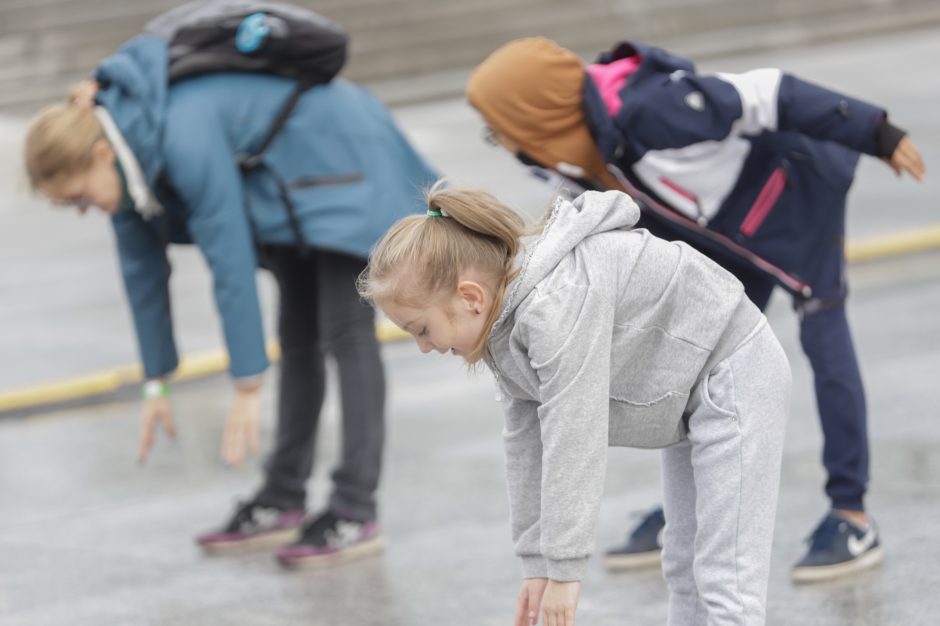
[{"xmin": 359, "ymin": 184, "xmax": 791, "ymax": 626}]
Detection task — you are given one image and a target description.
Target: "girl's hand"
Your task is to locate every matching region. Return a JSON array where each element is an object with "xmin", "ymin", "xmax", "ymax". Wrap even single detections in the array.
[
  {"xmin": 514, "ymin": 578, "xmax": 548, "ymax": 626},
  {"xmin": 221, "ymin": 382, "xmax": 263, "ymax": 466},
  {"xmin": 138, "ymin": 396, "xmax": 176, "ymax": 464},
  {"xmin": 884, "ymin": 135, "xmax": 926, "ymax": 182},
  {"xmin": 538, "ymin": 580, "xmax": 581, "ymax": 626}
]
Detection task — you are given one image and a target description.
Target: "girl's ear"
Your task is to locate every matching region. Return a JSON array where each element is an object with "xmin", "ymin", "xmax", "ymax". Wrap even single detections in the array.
[
  {"xmin": 456, "ymin": 280, "xmax": 487, "ymax": 315},
  {"xmin": 92, "ymin": 138, "xmax": 115, "ymax": 164}
]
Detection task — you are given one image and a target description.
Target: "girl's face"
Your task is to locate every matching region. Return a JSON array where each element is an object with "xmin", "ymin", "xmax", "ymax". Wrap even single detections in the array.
[
  {"xmin": 380, "ymin": 279, "xmax": 493, "ymax": 359},
  {"xmin": 40, "ymin": 139, "xmax": 122, "ymax": 215}
]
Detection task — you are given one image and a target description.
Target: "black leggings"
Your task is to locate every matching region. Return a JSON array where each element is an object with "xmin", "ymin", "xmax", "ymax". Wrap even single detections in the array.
[{"xmin": 255, "ymin": 246, "xmax": 385, "ymax": 521}]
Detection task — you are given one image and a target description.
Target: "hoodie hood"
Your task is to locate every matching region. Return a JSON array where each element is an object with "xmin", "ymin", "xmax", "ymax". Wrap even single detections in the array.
[
  {"xmin": 466, "ymin": 37, "xmax": 622, "ymax": 190},
  {"xmin": 93, "ymin": 35, "xmax": 169, "ymax": 187},
  {"xmin": 494, "ymin": 190, "xmax": 640, "ymax": 333}
]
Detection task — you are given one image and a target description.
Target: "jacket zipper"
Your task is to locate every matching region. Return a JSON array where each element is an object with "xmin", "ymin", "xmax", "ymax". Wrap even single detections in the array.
[
  {"xmin": 607, "ymin": 163, "xmax": 812, "ymax": 298},
  {"xmin": 659, "ymin": 176, "xmax": 707, "ymax": 225},
  {"xmin": 740, "ymin": 167, "xmax": 786, "ymax": 237}
]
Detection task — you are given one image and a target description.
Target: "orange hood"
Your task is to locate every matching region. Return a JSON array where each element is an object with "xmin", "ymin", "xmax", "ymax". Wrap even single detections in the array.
[{"xmin": 466, "ymin": 37, "xmax": 621, "ymax": 190}]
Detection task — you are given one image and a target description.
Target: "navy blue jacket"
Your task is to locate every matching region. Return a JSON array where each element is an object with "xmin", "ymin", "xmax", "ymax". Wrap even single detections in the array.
[
  {"xmin": 95, "ymin": 36, "xmax": 438, "ymax": 379},
  {"xmin": 584, "ymin": 41, "xmax": 889, "ymax": 297}
]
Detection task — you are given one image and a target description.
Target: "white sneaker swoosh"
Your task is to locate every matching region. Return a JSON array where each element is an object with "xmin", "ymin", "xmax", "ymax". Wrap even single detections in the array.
[{"xmin": 847, "ymin": 527, "xmax": 876, "ymax": 557}]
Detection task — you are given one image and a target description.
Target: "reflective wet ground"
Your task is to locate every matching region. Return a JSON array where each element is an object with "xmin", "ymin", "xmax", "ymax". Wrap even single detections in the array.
[{"xmin": 2, "ymin": 28, "xmax": 939, "ymax": 626}]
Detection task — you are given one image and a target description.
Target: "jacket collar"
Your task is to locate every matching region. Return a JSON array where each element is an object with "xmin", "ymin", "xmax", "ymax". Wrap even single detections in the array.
[{"xmin": 94, "ymin": 106, "xmax": 162, "ymax": 219}]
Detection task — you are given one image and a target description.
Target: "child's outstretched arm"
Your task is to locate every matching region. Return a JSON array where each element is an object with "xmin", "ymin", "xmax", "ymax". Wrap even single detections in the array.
[
  {"xmin": 696, "ymin": 67, "xmax": 921, "ymax": 170},
  {"xmin": 499, "ymin": 282, "xmax": 615, "ymax": 625}
]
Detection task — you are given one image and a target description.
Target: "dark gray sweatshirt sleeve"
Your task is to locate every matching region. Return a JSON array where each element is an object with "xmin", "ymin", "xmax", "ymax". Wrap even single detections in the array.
[{"xmin": 508, "ymin": 283, "xmax": 614, "ymax": 581}]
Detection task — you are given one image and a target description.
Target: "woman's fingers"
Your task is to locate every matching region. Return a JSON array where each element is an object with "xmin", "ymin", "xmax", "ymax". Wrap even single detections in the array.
[
  {"xmin": 248, "ymin": 416, "xmax": 261, "ymax": 454},
  {"xmin": 223, "ymin": 419, "xmax": 245, "ymax": 466},
  {"xmin": 162, "ymin": 410, "xmax": 177, "ymax": 439},
  {"xmin": 138, "ymin": 413, "xmax": 155, "ymax": 463}
]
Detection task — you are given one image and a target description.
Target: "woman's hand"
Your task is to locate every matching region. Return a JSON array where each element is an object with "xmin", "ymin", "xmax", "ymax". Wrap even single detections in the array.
[
  {"xmin": 221, "ymin": 381, "xmax": 263, "ymax": 466},
  {"xmin": 138, "ymin": 395, "xmax": 176, "ymax": 464},
  {"xmin": 884, "ymin": 135, "xmax": 926, "ymax": 182}
]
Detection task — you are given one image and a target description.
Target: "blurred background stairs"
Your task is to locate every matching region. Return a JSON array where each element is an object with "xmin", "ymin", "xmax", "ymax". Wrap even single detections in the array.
[{"xmin": 2, "ymin": 0, "xmax": 940, "ymax": 115}]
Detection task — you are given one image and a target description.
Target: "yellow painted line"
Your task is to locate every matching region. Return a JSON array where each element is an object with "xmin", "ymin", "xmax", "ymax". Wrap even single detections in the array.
[
  {"xmin": 0, "ymin": 327, "xmax": 405, "ymax": 414},
  {"xmin": 846, "ymin": 224, "xmax": 940, "ymax": 263},
  {"xmin": 3, "ymin": 224, "xmax": 940, "ymax": 414},
  {"xmin": 376, "ymin": 318, "xmax": 411, "ymax": 343},
  {"xmin": 0, "ymin": 370, "xmax": 129, "ymax": 412}
]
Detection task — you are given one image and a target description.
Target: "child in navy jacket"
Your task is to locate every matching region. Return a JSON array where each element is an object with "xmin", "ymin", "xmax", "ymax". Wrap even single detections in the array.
[{"xmin": 466, "ymin": 36, "xmax": 925, "ymax": 583}]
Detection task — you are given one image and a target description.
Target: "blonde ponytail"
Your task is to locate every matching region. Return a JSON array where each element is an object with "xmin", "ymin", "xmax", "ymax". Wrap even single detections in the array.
[
  {"xmin": 24, "ymin": 98, "xmax": 104, "ymax": 189},
  {"xmin": 359, "ymin": 181, "xmax": 526, "ymax": 363}
]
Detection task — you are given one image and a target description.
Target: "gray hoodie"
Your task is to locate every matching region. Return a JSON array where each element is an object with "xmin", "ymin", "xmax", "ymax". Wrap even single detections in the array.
[{"xmin": 487, "ymin": 190, "xmax": 763, "ymax": 582}]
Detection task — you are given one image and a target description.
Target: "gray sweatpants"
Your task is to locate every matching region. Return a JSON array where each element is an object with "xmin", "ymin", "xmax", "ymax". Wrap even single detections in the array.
[{"xmin": 661, "ymin": 318, "xmax": 791, "ymax": 626}]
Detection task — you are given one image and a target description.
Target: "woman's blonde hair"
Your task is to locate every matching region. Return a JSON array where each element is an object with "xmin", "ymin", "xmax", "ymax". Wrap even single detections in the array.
[
  {"xmin": 23, "ymin": 88, "xmax": 104, "ymax": 189},
  {"xmin": 359, "ymin": 181, "xmax": 526, "ymax": 364}
]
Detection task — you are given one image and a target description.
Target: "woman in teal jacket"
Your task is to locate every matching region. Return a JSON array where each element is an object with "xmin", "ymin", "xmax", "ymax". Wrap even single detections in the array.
[{"xmin": 25, "ymin": 35, "xmax": 438, "ymax": 567}]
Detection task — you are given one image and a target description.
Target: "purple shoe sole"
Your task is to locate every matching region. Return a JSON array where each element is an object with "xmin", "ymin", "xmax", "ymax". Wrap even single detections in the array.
[
  {"xmin": 197, "ymin": 510, "xmax": 305, "ymax": 553},
  {"xmin": 276, "ymin": 522, "xmax": 383, "ymax": 568}
]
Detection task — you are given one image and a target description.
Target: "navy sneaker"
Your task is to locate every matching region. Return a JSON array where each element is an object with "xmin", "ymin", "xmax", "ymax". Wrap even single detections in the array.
[
  {"xmin": 604, "ymin": 507, "xmax": 665, "ymax": 570},
  {"xmin": 276, "ymin": 510, "xmax": 383, "ymax": 569},
  {"xmin": 791, "ymin": 512, "xmax": 883, "ymax": 583},
  {"xmin": 196, "ymin": 499, "xmax": 304, "ymax": 552}
]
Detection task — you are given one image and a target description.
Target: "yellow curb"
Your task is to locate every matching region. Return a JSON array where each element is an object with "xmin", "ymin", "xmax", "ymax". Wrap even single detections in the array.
[
  {"xmin": 375, "ymin": 318, "xmax": 411, "ymax": 343},
  {"xmin": 3, "ymin": 225, "xmax": 940, "ymax": 414},
  {"xmin": 845, "ymin": 224, "xmax": 940, "ymax": 263},
  {"xmin": 0, "ymin": 328, "xmax": 401, "ymax": 414}
]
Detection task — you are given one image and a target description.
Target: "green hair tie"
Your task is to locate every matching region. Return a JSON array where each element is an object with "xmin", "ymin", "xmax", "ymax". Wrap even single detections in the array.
[{"xmin": 427, "ymin": 209, "xmax": 443, "ymax": 217}]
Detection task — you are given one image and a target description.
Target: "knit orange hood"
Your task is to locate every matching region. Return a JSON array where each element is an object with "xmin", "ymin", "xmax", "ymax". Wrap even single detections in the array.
[{"xmin": 466, "ymin": 37, "xmax": 621, "ymax": 190}]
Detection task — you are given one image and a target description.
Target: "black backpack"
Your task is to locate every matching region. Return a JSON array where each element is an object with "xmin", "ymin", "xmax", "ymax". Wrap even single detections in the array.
[{"xmin": 146, "ymin": 1, "xmax": 349, "ymax": 249}]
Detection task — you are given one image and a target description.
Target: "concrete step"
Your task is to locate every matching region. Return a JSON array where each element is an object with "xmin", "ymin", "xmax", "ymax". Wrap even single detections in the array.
[
  {"xmin": 366, "ymin": 1, "xmax": 940, "ymax": 107},
  {"xmin": 0, "ymin": 0, "xmax": 546, "ymax": 36},
  {"xmin": 2, "ymin": 0, "xmax": 939, "ymax": 115}
]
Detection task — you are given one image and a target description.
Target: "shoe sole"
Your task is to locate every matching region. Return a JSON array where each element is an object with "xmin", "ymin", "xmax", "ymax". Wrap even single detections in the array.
[
  {"xmin": 199, "ymin": 527, "xmax": 302, "ymax": 554},
  {"xmin": 791, "ymin": 545, "xmax": 884, "ymax": 583},
  {"xmin": 278, "ymin": 536, "xmax": 385, "ymax": 569},
  {"xmin": 603, "ymin": 549, "xmax": 663, "ymax": 571}
]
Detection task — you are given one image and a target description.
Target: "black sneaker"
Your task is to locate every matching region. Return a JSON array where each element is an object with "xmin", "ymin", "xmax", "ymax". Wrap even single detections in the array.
[
  {"xmin": 276, "ymin": 510, "xmax": 383, "ymax": 569},
  {"xmin": 791, "ymin": 512, "xmax": 883, "ymax": 583},
  {"xmin": 196, "ymin": 499, "xmax": 304, "ymax": 552},
  {"xmin": 604, "ymin": 507, "xmax": 665, "ymax": 570}
]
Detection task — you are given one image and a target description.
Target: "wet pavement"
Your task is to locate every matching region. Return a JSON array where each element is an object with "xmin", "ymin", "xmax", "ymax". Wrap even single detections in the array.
[
  {"xmin": 2, "ymin": 248, "xmax": 939, "ymax": 625},
  {"xmin": 2, "ymin": 28, "xmax": 940, "ymax": 626}
]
